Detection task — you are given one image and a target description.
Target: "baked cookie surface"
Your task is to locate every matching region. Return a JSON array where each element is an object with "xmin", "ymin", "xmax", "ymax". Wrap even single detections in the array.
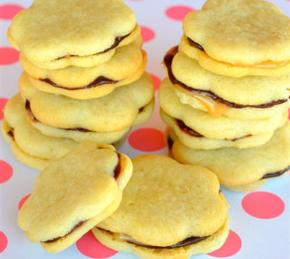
[
  {"xmin": 94, "ymin": 155, "xmax": 229, "ymax": 258},
  {"xmin": 21, "ymin": 41, "xmax": 146, "ymax": 99},
  {"xmin": 159, "ymin": 78, "xmax": 288, "ymax": 140},
  {"xmin": 172, "ymin": 122, "xmax": 290, "ymax": 191},
  {"xmin": 18, "ymin": 142, "xmax": 133, "ymax": 253},
  {"xmin": 20, "ymin": 73, "xmax": 154, "ymax": 132},
  {"xmin": 181, "ymin": 0, "xmax": 290, "ymax": 77},
  {"xmin": 8, "ymin": 0, "xmax": 139, "ymax": 69}
]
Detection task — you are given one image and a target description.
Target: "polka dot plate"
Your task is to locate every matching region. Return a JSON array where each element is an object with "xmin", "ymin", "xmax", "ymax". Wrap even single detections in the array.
[{"xmin": 0, "ymin": 0, "xmax": 289, "ymax": 258}]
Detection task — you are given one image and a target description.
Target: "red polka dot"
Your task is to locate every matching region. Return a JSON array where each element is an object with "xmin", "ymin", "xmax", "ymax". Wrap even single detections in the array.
[
  {"xmin": 0, "ymin": 231, "xmax": 8, "ymax": 253},
  {"xmin": 0, "ymin": 4, "xmax": 23, "ymax": 20},
  {"xmin": 165, "ymin": 6, "xmax": 194, "ymax": 21},
  {"xmin": 18, "ymin": 194, "xmax": 30, "ymax": 210},
  {"xmin": 0, "ymin": 98, "xmax": 8, "ymax": 120},
  {"xmin": 0, "ymin": 48, "xmax": 19, "ymax": 65},
  {"xmin": 150, "ymin": 74, "xmax": 161, "ymax": 91},
  {"xmin": 141, "ymin": 26, "xmax": 155, "ymax": 42},
  {"xmin": 128, "ymin": 128, "xmax": 166, "ymax": 152},
  {"xmin": 209, "ymin": 230, "xmax": 242, "ymax": 257},
  {"xmin": 0, "ymin": 161, "xmax": 13, "ymax": 184},
  {"xmin": 242, "ymin": 192, "xmax": 285, "ymax": 219},
  {"xmin": 76, "ymin": 231, "xmax": 117, "ymax": 258}
]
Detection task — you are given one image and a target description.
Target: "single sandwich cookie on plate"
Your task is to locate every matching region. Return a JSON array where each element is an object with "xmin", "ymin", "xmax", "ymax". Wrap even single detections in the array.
[
  {"xmin": 1, "ymin": 95, "xmax": 152, "ymax": 170},
  {"xmin": 172, "ymin": 122, "xmax": 290, "ymax": 192},
  {"xmin": 180, "ymin": 0, "xmax": 290, "ymax": 77},
  {"xmin": 20, "ymin": 73, "xmax": 154, "ymax": 132},
  {"xmin": 18, "ymin": 142, "xmax": 133, "ymax": 253},
  {"xmin": 8, "ymin": 0, "xmax": 140, "ymax": 69},
  {"xmin": 93, "ymin": 155, "xmax": 229, "ymax": 259},
  {"xmin": 159, "ymin": 78, "xmax": 288, "ymax": 142},
  {"xmin": 21, "ymin": 41, "xmax": 146, "ymax": 100},
  {"xmin": 165, "ymin": 47, "xmax": 290, "ymax": 120}
]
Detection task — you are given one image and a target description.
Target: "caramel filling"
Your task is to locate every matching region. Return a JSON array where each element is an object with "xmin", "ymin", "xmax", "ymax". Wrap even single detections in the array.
[
  {"xmin": 164, "ymin": 47, "xmax": 289, "ymax": 113},
  {"xmin": 187, "ymin": 38, "xmax": 289, "ymax": 68}
]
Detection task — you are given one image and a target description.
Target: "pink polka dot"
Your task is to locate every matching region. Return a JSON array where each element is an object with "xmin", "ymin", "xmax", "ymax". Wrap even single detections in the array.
[
  {"xmin": 0, "ymin": 98, "xmax": 8, "ymax": 120},
  {"xmin": 141, "ymin": 26, "xmax": 155, "ymax": 42},
  {"xmin": 18, "ymin": 194, "xmax": 31, "ymax": 210},
  {"xmin": 150, "ymin": 74, "xmax": 161, "ymax": 91},
  {"xmin": 0, "ymin": 4, "xmax": 23, "ymax": 20},
  {"xmin": 0, "ymin": 231, "xmax": 8, "ymax": 253},
  {"xmin": 242, "ymin": 192, "xmax": 285, "ymax": 219},
  {"xmin": 0, "ymin": 48, "xmax": 19, "ymax": 65},
  {"xmin": 0, "ymin": 161, "xmax": 13, "ymax": 184},
  {"xmin": 128, "ymin": 128, "xmax": 166, "ymax": 152},
  {"xmin": 76, "ymin": 231, "xmax": 117, "ymax": 258},
  {"xmin": 209, "ymin": 230, "xmax": 242, "ymax": 257},
  {"xmin": 165, "ymin": 6, "xmax": 194, "ymax": 21}
]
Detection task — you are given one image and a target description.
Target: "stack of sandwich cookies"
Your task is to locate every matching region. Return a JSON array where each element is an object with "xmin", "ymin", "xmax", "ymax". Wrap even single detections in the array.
[
  {"xmin": 93, "ymin": 155, "xmax": 229, "ymax": 259},
  {"xmin": 4, "ymin": 0, "xmax": 154, "ymax": 169},
  {"xmin": 18, "ymin": 143, "xmax": 133, "ymax": 253},
  {"xmin": 160, "ymin": 0, "xmax": 290, "ymax": 190}
]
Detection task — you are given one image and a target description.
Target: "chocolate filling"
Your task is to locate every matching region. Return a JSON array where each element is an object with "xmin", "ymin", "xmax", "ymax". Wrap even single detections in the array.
[
  {"xmin": 40, "ymin": 76, "xmax": 118, "ymax": 90},
  {"xmin": 114, "ymin": 153, "xmax": 121, "ymax": 179},
  {"xmin": 55, "ymin": 32, "xmax": 132, "ymax": 61},
  {"xmin": 99, "ymin": 228, "xmax": 209, "ymax": 249},
  {"xmin": 187, "ymin": 38, "xmax": 205, "ymax": 52},
  {"xmin": 25, "ymin": 100, "xmax": 147, "ymax": 133},
  {"xmin": 175, "ymin": 117, "xmax": 252, "ymax": 142},
  {"xmin": 167, "ymin": 135, "xmax": 174, "ymax": 150},
  {"xmin": 176, "ymin": 119, "xmax": 203, "ymax": 138},
  {"xmin": 43, "ymin": 221, "xmax": 85, "ymax": 243},
  {"xmin": 262, "ymin": 166, "xmax": 290, "ymax": 180},
  {"xmin": 7, "ymin": 129, "xmax": 15, "ymax": 139},
  {"xmin": 164, "ymin": 47, "xmax": 289, "ymax": 109}
]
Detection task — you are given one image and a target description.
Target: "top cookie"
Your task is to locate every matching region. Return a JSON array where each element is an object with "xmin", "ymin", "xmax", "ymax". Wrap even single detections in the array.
[
  {"xmin": 8, "ymin": 0, "xmax": 137, "ymax": 66},
  {"xmin": 183, "ymin": 0, "xmax": 290, "ymax": 67}
]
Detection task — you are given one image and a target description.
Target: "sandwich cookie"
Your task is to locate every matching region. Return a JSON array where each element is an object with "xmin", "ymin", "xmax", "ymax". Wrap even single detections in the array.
[
  {"xmin": 2, "ymin": 95, "xmax": 77, "ymax": 170},
  {"xmin": 18, "ymin": 142, "xmax": 133, "ymax": 253},
  {"xmin": 159, "ymin": 78, "xmax": 288, "ymax": 143},
  {"xmin": 31, "ymin": 100, "xmax": 154, "ymax": 143},
  {"xmin": 93, "ymin": 155, "xmax": 229, "ymax": 259},
  {"xmin": 8, "ymin": 0, "xmax": 140, "ymax": 69},
  {"xmin": 180, "ymin": 0, "xmax": 290, "ymax": 77},
  {"xmin": 172, "ymin": 122, "xmax": 290, "ymax": 192},
  {"xmin": 21, "ymin": 41, "xmax": 147, "ymax": 100},
  {"xmin": 161, "ymin": 110, "xmax": 274, "ymax": 150},
  {"xmin": 20, "ymin": 73, "xmax": 154, "ymax": 133},
  {"xmin": 165, "ymin": 47, "xmax": 290, "ymax": 119}
]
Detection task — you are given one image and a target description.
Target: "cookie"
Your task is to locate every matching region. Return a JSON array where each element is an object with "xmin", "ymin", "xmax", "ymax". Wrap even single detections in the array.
[
  {"xmin": 159, "ymin": 78, "xmax": 288, "ymax": 140},
  {"xmin": 20, "ymin": 73, "xmax": 154, "ymax": 132},
  {"xmin": 165, "ymin": 47, "xmax": 290, "ymax": 119},
  {"xmin": 21, "ymin": 41, "xmax": 146, "ymax": 99},
  {"xmin": 8, "ymin": 0, "xmax": 140, "ymax": 70},
  {"xmin": 161, "ymin": 110, "xmax": 274, "ymax": 150},
  {"xmin": 172, "ymin": 122, "xmax": 290, "ymax": 191},
  {"xmin": 180, "ymin": 0, "xmax": 290, "ymax": 77},
  {"xmin": 18, "ymin": 142, "xmax": 132, "ymax": 253},
  {"xmin": 93, "ymin": 155, "xmax": 229, "ymax": 259},
  {"xmin": 2, "ymin": 95, "xmax": 77, "ymax": 170},
  {"xmin": 31, "ymin": 100, "xmax": 154, "ymax": 143}
]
